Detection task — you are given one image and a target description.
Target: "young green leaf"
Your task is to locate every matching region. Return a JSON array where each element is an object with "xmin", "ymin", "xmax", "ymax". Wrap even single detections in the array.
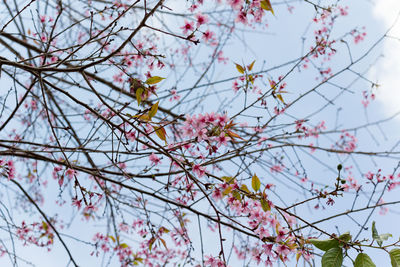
[
  {"xmin": 372, "ymin": 221, "xmax": 392, "ymax": 247},
  {"xmin": 251, "ymin": 174, "xmax": 261, "ymax": 191},
  {"xmin": 390, "ymin": 249, "xmax": 400, "ymax": 267},
  {"xmin": 321, "ymin": 247, "xmax": 343, "ymax": 267},
  {"xmin": 309, "ymin": 238, "xmax": 339, "ymax": 251},
  {"xmin": 354, "ymin": 253, "xmax": 376, "ymax": 267},
  {"xmin": 338, "ymin": 232, "xmax": 352, "ymax": 244},
  {"xmin": 372, "ymin": 221, "xmax": 379, "ymax": 243},
  {"xmin": 145, "ymin": 76, "xmax": 165, "ymax": 85},
  {"xmin": 379, "ymin": 233, "xmax": 393, "ymax": 242}
]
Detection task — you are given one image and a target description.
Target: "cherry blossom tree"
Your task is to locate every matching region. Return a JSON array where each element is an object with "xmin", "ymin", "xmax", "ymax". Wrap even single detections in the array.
[{"xmin": 0, "ymin": 0, "xmax": 399, "ymax": 266}]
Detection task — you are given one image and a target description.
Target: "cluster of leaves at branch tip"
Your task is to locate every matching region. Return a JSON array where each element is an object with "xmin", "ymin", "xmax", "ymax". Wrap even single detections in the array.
[
  {"xmin": 221, "ymin": 174, "xmax": 270, "ymax": 211},
  {"xmin": 130, "ymin": 76, "xmax": 164, "ymax": 106},
  {"xmin": 370, "ymin": 222, "xmax": 400, "ymax": 267},
  {"xmin": 250, "ymin": 174, "xmax": 270, "ymax": 212},
  {"xmin": 234, "ymin": 60, "xmax": 256, "ymax": 89},
  {"xmin": 308, "ymin": 221, "xmax": 399, "ymax": 267},
  {"xmin": 221, "ymin": 176, "xmax": 243, "ymax": 201},
  {"xmin": 127, "ymin": 76, "xmax": 167, "ymax": 144}
]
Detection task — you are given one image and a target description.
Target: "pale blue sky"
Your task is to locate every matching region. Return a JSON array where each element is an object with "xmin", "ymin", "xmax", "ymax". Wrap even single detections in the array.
[{"xmin": 0, "ymin": 1, "xmax": 400, "ymax": 267}]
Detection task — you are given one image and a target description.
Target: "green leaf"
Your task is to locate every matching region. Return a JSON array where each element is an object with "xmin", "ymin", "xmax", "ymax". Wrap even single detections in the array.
[
  {"xmin": 251, "ymin": 174, "xmax": 261, "ymax": 191},
  {"xmin": 338, "ymin": 232, "xmax": 352, "ymax": 244},
  {"xmin": 390, "ymin": 249, "xmax": 400, "ymax": 267},
  {"xmin": 372, "ymin": 221, "xmax": 379, "ymax": 243},
  {"xmin": 235, "ymin": 63, "xmax": 245, "ymax": 74},
  {"xmin": 149, "ymin": 101, "xmax": 159, "ymax": 119},
  {"xmin": 379, "ymin": 233, "xmax": 393, "ymax": 242},
  {"xmin": 321, "ymin": 247, "xmax": 343, "ymax": 267},
  {"xmin": 309, "ymin": 238, "xmax": 339, "ymax": 251},
  {"xmin": 372, "ymin": 221, "xmax": 391, "ymax": 247},
  {"xmin": 354, "ymin": 253, "xmax": 376, "ymax": 267},
  {"xmin": 145, "ymin": 76, "xmax": 165, "ymax": 85}
]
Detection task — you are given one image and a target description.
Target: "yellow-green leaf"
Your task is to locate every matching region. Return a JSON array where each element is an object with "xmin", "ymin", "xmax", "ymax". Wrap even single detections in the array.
[
  {"xmin": 261, "ymin": 0, "xmax": 274, "ymax": 15},
  {"xmin": 149, "ymin": 101, "xmax": 159, "ymax": 119},
  {"xmin": 120, "ymin": 243, "xmax": 129, "ymax": 248},
  {"xmin": 42, "ymin": 221, "xmax": 48, "ymax": 231},
  {"xmin": 108, "ymin": 235, "xmax": 116, "ymax": 243},
  {"xmin": 231, "ymin": 190, "xmax": 242, "ymax": 200},
  {"xmin": 160, "ymin": 238, "xmax": 167, "ymax": 249},
  {"xmin": 149, "ymin": 237, "xmax": 155, "ymax": 251},
  {"xmin": 252, "ymin": 174, "xmax": 261, "ymax": 191},
  {"xmin": 276, "ymin": 93, "xmax": 285, "ymax": 104},
  {"xmin": 134, "ymin": 114, "xmax": 150, "ymax": 122},
  {"xmin": 235, "ymin": 63, "xmax": 245, "ymax": 74},
  {"xmin": 159, "ymin": 227, "xmax": 170, "ymax": 234},
  {"xmin": 260, "ymin": 198, "xmax": 270, "ymax": 212},
  {"xmin": 247, "ymin": 60, "xmax": 255, "ymax": 71},
  {"xmin": 222, "ymin": 176, "xmax": 235, "ymax": 184},
  {"xmin": 240, "ymin": 184, "xmax": 250, "ymax": 193},
  {"xmin": 248, "ymin": 74, "xmax": 255, "ymax": 84},
  {"xmin": 155, "ymin": 126, "xmax": 167, "ymax": 144},
  {"xmin": 296, "ymin": 252, "xmax": 301, "ymax": 262},
  {"xmin": 145, "ymin": 76, "xmax": 165, "ymax": 85},
  {"xmin": 136, "ymin": 87, "xmax": 144, "ymax": 106},
  {"xmin": 222, "ymin": 186, "xmax": 233, "ymax": 196}
]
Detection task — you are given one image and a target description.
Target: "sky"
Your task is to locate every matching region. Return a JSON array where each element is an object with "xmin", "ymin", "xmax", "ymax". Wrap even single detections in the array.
[
  {"xmin": 369, "ymin": 0, "xmax": 400, "ymax": 117},
  {"xmin": 1, "ymin": 1, "xmax": 400, "ymax": 267}
]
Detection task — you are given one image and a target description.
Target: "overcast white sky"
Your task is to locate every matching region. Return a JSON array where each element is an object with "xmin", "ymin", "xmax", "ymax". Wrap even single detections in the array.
[{"xmin": 369, "ymin": 0, "xmax": 400, "ymax": 117}]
